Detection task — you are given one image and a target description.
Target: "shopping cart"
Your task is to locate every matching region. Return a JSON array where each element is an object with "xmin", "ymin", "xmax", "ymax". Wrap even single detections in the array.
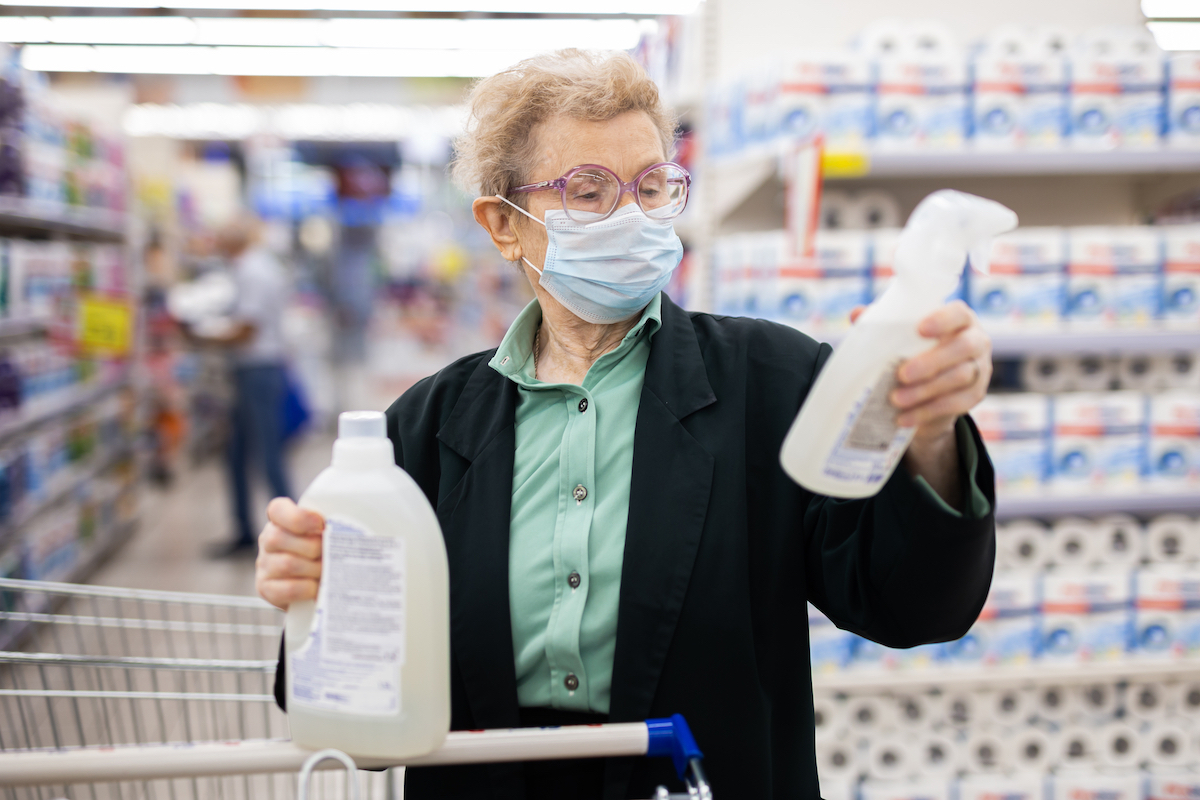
[{"xmin": 0, "ymin": 577, "xmax": 710, "ymax": 799}]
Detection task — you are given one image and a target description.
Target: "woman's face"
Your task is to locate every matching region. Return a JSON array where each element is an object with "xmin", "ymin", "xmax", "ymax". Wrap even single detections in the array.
[{"xmin": 509, "ymin": 110, "xmax": 668, "ymax": 302}]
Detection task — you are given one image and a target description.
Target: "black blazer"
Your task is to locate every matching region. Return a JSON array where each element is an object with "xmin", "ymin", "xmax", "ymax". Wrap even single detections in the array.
[{"xmin": 284, "ymin": 294, "xmax": 997, "ymax": 799}]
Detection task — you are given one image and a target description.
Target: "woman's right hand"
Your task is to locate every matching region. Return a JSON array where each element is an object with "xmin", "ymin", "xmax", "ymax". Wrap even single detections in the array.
[{"xmin": 256, "ymin": 497, "xmax": 325, "ymax": 611}]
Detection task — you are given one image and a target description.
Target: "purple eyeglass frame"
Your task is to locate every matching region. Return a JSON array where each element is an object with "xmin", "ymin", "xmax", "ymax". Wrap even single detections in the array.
[{"xmin": 510, "ymin": 161, "xmax": 692, "ymax": 223}]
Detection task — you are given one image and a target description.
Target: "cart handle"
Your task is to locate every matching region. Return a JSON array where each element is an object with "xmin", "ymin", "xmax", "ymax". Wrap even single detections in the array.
[
  {"xmin": 297, "ymin": 750, "xmax": 361, "ymax": 800},
  {"xmin": 646, "ymin": 715, "xmax": 709, "ymax": 798}
]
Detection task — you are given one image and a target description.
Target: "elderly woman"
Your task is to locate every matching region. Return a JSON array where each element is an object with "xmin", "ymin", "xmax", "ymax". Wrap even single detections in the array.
[{"xmin": 258, "ymin": 49, "xmax": 995, "ymax": 799}]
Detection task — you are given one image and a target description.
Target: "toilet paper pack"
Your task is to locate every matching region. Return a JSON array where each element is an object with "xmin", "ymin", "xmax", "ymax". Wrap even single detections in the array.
[
  {"xmin": 1146, "ymin": 767, "xmax": 1200, "ymax": 800},
  {"xmin": 1071, "ymin": 41, "xmax": 1166, "ymax": 149},
  {"xmin": 1066, "ymin": 227, "xmax": 1162, "ymax": 328},
  {"xmin": 1135, "ymin": 565, "xmax": 1200, "ymax": 659},
  {"xmin": 1051, "ymin": 770, "xmax": 1143, "ymax": 800},
  {"xmin": 946, "ymin": 570, "xmax": 1038, "ymax": 666},
  {"xmin": 743, "ymin": 230, "xmax": 786, "ymax": 319},
  {"xmin": 971, "ymin": 393, "xmax": 1050, "ymax": 494},
  {"xmin": 1040, "ymin": 569, "xmax": 1133, "ymax": 662},
  {"xmin": 809, "ymin": 230, "xmax": 872, "ymax": 334},
  {"xmin": 859, "ymin": 778, "xmax": 953, "ymax": 800},
  {"xmin": 778, "ymin": 53, "xmax": 876, "ymax": 150},
  {"xmin": 969, "ymin": 227, "xmax": 1066, "ymax": 330},
  {"xmin": 1052, "ymin": 391, "xmax": 1148, "ymax": 491},
  {"xmin": 958, "ymin": 772, "xmax": 1046, "ymax": 800},
  {"xmin": 713, "ymin": 235, "xmax": 747, "ymax": 316},
  {"xmin": 972, "ymin": 52, "xmax": 1069, "ymax": 149},
  {"xmin": 1169, "ymin": 54, "xmax": 1200, "ymax": 147},
  {"xmin": 875, "ymin": 56, "xmax": 969, "ymax": 150},
  {"xmin": 1150, "ymin": 391, "xmax": 1200, "ymax": 487},
  {"xmin": 1163, "ymin": 225, "xmax": 1200, "ymax": 328}
]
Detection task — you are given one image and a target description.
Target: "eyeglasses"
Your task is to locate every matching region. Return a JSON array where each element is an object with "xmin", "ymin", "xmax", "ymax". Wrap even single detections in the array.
[{"xmin": 510, "ymin": 162, "xmax": 691, "ymax": 225}]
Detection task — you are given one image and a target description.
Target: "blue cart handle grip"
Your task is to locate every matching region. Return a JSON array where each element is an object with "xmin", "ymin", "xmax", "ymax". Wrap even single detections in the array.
[{"xmin": 645, "ymin": 714, "xmax": 704, "ymax": 779}]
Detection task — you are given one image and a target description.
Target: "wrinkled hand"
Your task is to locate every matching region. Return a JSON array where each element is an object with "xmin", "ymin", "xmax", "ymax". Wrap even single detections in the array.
[
  {"xmin": 850, "ymin": 299, "xmax": 991, "ymax": 443},
  {"xmin": 255, "ymin": 497, "xmax": 325, "ymax": 611}
]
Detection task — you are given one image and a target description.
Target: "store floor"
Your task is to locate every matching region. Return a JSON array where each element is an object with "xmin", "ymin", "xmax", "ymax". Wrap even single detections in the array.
[{"xmin": 92, "ymin": 432, "xmax": 335, "ymax": 596}]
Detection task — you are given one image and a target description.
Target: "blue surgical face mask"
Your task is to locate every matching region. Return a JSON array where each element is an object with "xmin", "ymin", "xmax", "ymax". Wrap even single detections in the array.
[{"xmin": 496, "ymin": 196, "xmax": 684, "ymax": 325}]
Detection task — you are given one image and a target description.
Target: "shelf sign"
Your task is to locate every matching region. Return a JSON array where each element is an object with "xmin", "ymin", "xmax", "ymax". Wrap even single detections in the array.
[
  {"xmin": 821, "ymin": 150, "xmax": 871, "ymax": 178},
  {"xmin": 78, "ymin": 295, "xmax": 133, "ymax": 356},
  {"xmin": 785, "ymin": 136, "xmax": 823, "ymax": 262}
]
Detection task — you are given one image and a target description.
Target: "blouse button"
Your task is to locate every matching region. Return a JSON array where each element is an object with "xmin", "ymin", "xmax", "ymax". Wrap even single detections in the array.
[
  {"xmin": 572, "ymin": 484, "xmax": 588, "ymax": 503},
  {"xmin": 567, "ymin": 571, "xmax": 581, "ymax": 589},
  {"xmin": 564, "ymin": 673, "xmax": 580, "ymax": 691},
  {"xmin": 578, "ymin": 398, "xmax": 588, "ymax": 413}
]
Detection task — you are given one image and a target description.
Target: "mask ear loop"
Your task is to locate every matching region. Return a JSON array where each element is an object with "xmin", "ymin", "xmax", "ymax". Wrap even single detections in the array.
[{"xmin": 495, "ymin": 195, "xmax": 547, "ymax": 276}]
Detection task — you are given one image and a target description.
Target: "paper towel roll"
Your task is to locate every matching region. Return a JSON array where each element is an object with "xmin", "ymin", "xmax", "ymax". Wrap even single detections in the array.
[
  {"xmin": 854, "ymin": 190, "xmax": 902, "ymax": 229},
  {"xmin": 1074, "ymin": 354, "xmax": 1117, "ymax": 392},
  {"xmin": 915, "ymin": 731, "xmax": 959, "ymax": 775},
  {"xmin": 813, "ymin": 695, "xmax": 845, "ymax": 738},
  {"xmin": 1057, "ymin": 725, "xmax": 1100, "ymax": 768},
  {"xmin": 1012, "ymin": 728, "xmax": 1054, "ymax": 772},
  {"xmin": 1021, "ymin": 355, "xmax": 1071, "ymax": 393},
  {"xmin": 1147, "ymin": 722, "xmax": 1192, "ymax": 767},
  {"xmin": 1126, "ymin": 680, "xmax": 1169, "ymax": 721},
  {"xmin": 941, "ymin": 691, "xmax": 976, "ymax": 727},
  {"xmin": 867, "ymin": 734, "xmax": 914, "ymax": 780},
  {"xmin": 985, "ymin": 687, "xmax": 1031, "ymax": 726},
  {"xmin": 1000, "ymin": 520, "xmax": 1050, "ymax": 571},
  {"xmin": 817, "ymin": 739, "xmax": 860, "ymax": 779},
  {"xmin": 1072, "ymin": 682, "xmax": 1119, "ymax": 719},
  {"xmin": 847, "ymin": 695, "xmax": 894, "ymax": 732},
  {"xmin": 1146, "ymin": 515, "xmax": 1199, "ymax": 563},
  {"xmin": 1094, "ymin": 513, "xmax": 1145, "ymax": 567},
  {"xmin": 820, "ymin": 190, "xmax": 855, "ymax": 230},
  {"xmin": 1100, "ymin": 723, "xmax": 1142, "ymax": 768},
  {"xmin": 965, "ymin": 730, "xmax": 1012, "ymax": 772},
  {"xmin": 1050, "ymin": 517, "xmax": 1098, "ymax": 569},
  {"xmin": 1036, "ymin": 685, "xmax": 1071, "ymax": 722}
]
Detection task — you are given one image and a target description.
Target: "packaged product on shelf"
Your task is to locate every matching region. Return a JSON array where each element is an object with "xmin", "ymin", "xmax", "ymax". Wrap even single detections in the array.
[
  {"xmin": 858, "ymin": 777, "xmax": 952, "ymax": 800},
  {"xmin": 1093, "ymin": 514, "xmax": 1145, "ymax": 568},
  {"xmin": 999, "ymin": 518, "xmax": 1051, "ymax": 571},
  {"xmin": 809, "ymin": 229, "xmax": 871, "ymax": 334},
  {"xmin": 854, "ymin": 191, "xmax": 902, "ymax": 229},
  {"xmin": 1070, "ymin": 30, "xmax": 1166, "ymax": 149},
  {"xmin": 1168, "ymin": 53, "xmax": 1200, "ymax": 147},
  {"xmin": 1050, "ymin": 769, "xmax": 1142, "ymax": 800},
  {"xmin": 1065, "ymin": 226, "xmax": 1161, "ymax": 328},
  {"xmin": 972, "ymin": 29, "xmax": 1070, "ymax": 149},
  {"xmin": 743, "ymin": 62, "xmax": 780, "ymax": 148},
  {"xmin": 944, "ymin": 570, "xmax": 1039, "ymax": 667},
  {"xmin": 777, "ymin": 52, "xmax": 876, "ymax": 150},
  {"xmin": 1051, "ymin": 391, "xmax": 1147, "ymax": 491},
  {"xmin": 1162, "ymin": 224, "xmax": 1200, "ymax": 328},
  {"xmin": 1144, "ymin": 514, "xmax": 1199, "ymax": 563},
  {"xmin": 20, "ymin": 505, "xmax": 81, "ymax": 583},
  {"xmin": 1149, "ymin": 391, "xmax": 1200, "ymax": 487},
  {"xmin": 712, "ymin": 234, "xmax": 747, "ymax": 316},
  {"xmin": 1040, "ymin": 569, "xmax": 1133, "ymax": 662},
  {"xmin": 969, "ymin": 227, "xmax": 1066, "ymax": 329},
  {"xmin": 1146, "ymin": 768, "xmax": 1200, "ymax": 800},
  {"xmin": 971, "ymin": 393, "xmax": 1050, "ymax": 495},
  {"xmin": 958, "ymin": 772, "xmax": 1045, "ymax": 800},
  {"xmin": 817, "ymin": 779, "xmax": 855, "ymax": 800},
  {"xmin": 874, "ymin": 46, "xmax": 970, "ymax": 150},
  {"xmin": 744, "ymin": 230, "xmax": 784, "ymax": 319},
  {"xmin": 1133, "ymin": 564, "xmax": 1200, "ymax": 659}
]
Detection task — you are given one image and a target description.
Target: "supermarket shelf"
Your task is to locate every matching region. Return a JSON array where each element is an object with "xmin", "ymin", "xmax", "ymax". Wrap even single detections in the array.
[
  {"xmin": 813, "ymin": 658, "xmax": 1200, "ymax": 692},
  {"xmin": 0, "ymin": 445, "xmax": 135, "ymax": 555},
  {"xmin": 0, "ymin": 317, "xmax": 47, "ymax": 341},
  {"xmin": 0, "ymin": 197, "xmax": 125, "ymax": 242},
  {"xmin": 996, "ymin": 491, "xmax": 1200, "ymax": 521},
  {"xmin": 0, "ymin": 375, "xmax": 131, "ymax": 446},
  {"xmin": 990, "ymin": 328, "xmax": 1200, "ymax": 356},
  {"xmin": 840, "ymin": 147, "xmax": 1200, "ymax": 179}
]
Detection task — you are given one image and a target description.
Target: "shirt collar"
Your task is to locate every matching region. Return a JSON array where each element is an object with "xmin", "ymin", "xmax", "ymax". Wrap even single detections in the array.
[{"xmin": 488, "ymin": 293, "xmax": 663, "ymax": 387}]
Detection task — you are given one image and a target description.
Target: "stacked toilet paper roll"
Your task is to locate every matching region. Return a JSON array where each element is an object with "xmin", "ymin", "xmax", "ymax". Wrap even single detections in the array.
[
  {"xmin": 1020, "ymin": 354, "xmax": 1115, "ymax": 393},
  {"xmin": 816, "ymin": 739, "xmax": 860, "ymax": 780},
  {"xmin": 1057, "ymin": 725, "xmax": 1101, "ymax": 768},
  {"xmin": 893, "ymin": 693, "xmax": 935, "ymax": 729},
  {"xmin": 1099, "ymin": 723, "xmax": 1142, "ymax": 768},
  {"xmin": 1170, "ymin": 681, "xmax": 1200, "ymax": 716},
  {"xmin": 1049, "ymin": 517, "xmax": 1097, "ymax": 568},
  {"xmin": 1072, "ymin": 682, "xmax": 1119, "ymax": 720},
  {"xmin": 813, "ymin": 695, "xmax": 845, "ymax": 738},
  {"xmin": 1117, "ymin": 352, "xmax": 1200, "ymax": 391},
  {"xmin": 941, "ymin": 690, "xmax": 977, "ymax": 727},
  {"xmin": 1011, "ymin": 727, "xmax": 1054, "ymax": 773},
  {"xmin": 1126, "ymin": 680, "xmax": 1170, "ymax": 722},
  {"xmin": 1147, "ymin": 722, "xmax": 1192, "ymax": 767},
  {"xmin": 915, "ymin": 731, "xmax": 959, "ymax": 775},
  {"xmin": 1165, "ymin": 351, "xmax": 1200, "ymax": 389},
  {"xmin": 820, "ymin": 190, "xmax": 856, "ymax": 230},
  {"xmin": 854, "ymin": 191, "xmax": 902, "ymax": 229},
  {"xmin": 965, "ymin": 729, "xmax": 1012, "ymax": 772},
  {"xmin": 999, "ymin": 519, "xmax": 1050, "ymax": 571},
  {"xmin": 1146, "ymin": 515, "xmax": 1199, "ymax": 563},
  {"xmin": 867, "ymin": 734, "xmax": 916, "ymax": 780},
  {"xmin": 984, "ymin": 687, "xmax": 1031, "ymax": 726},
  {"xmin": 847, "ymin": 695, "xmax": 896, "ymax": 732},
  {"xmin": 1094, "ymin": 513, "xmax": 1144, "ymax": 567},
  {"xmin": 1035, "ymin": 685, "xmax": 1072, "ymax": 723}
]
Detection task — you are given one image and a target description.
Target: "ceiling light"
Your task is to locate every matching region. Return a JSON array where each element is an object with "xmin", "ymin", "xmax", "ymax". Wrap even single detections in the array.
[
  {"xmin": 2, "ymin": 0, "xmax": 700, "ymax": 13},
  {"xmin": 21, "ymin": 44, "xmax": 545, "ymax": 77},
  {"xmin": 123, "ymin": 101, "xmax": 467, "ymax": 139},
  {"xmin": 1, "ymin": 16, "xmax": 652, "ymax": 50},
  {"xmin": 1146, "ymin": 20, "xmax": 1200, "ymax": 49},
  {"xmin": 1142, "ymin": 0, "xmax": 1200, "ymax": 18}
]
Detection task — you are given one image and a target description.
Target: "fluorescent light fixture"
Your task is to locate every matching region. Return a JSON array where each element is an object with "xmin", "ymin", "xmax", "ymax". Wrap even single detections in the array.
[
  {"xmin": 123, "ymin": 101, "xmax": 467, "ymax": 139},
  {"xmin": 21, "ymin": 44, "xmax": 545, "ymax": 76},
  {"xmin": 1, "ymin": 16, "xmax": 653, "ymax": 51},
  {"xmin": 3, "ymin": 0, "xmax": 700, "ymax": 12},
  {"xmin": 1143, "ymin": 0, "xmax": 1200, "ymax": 18},
  {"xmin": 1147, "ymin": 20, "xmax": 1200, "ymax": 49}
]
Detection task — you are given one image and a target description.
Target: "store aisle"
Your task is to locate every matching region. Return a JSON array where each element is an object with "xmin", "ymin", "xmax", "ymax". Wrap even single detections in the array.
[{"xmin": 91, "ymin": 432, "xmax": 335, "ymax": 597}]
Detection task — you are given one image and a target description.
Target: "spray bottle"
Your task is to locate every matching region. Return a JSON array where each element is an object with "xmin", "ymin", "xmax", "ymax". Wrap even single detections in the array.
[
  {"xmin": 285, "ymin": 411, "xmax": 450, "ymax": 758},
  {"xmin": 780, "ymin": 190, "xmax": 1017, "ymax": 498}
]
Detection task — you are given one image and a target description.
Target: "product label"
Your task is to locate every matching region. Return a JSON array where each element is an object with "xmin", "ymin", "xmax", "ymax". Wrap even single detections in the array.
[
  {"xmin": 824, "ymin": 361, "xmax": 913, "ymax": 484},
  {"xmin": 290, "ymin": 517, "xmax": 406, "ymax": 716}
]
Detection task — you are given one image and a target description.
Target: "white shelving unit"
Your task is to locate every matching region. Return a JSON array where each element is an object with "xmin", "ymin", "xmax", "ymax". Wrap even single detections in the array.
[
  {"xmin": 0, "ymin": 197, "xmax": 125, "ymax": 243},
  {"xmin": 996, "ymin": 491, "xmax": 1200, "ymax": 521},
  {"xmin": 800, "ymin": 326, "xmax": 1200, "ymax": 356}
]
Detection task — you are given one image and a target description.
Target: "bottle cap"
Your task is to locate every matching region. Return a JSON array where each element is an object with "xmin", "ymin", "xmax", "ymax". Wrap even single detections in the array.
[{"xmin": 338, "ymin": 410, "xmax": 386, "ymax": 440}]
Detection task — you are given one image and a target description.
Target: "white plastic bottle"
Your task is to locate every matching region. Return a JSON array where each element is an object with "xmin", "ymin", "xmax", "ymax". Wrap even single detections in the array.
[
  {"xmin": 285, "ymin": 411, "xmax": 450, "ymax": 758},
  {"xmin": 780, "ymin": 190, "xmax": 1018, "ymax": 498}
]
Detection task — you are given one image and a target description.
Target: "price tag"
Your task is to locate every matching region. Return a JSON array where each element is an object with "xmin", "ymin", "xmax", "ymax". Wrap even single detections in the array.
[{"xmin": 78, "ymin": 295, "xmax": 133, "ymax": 355}]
